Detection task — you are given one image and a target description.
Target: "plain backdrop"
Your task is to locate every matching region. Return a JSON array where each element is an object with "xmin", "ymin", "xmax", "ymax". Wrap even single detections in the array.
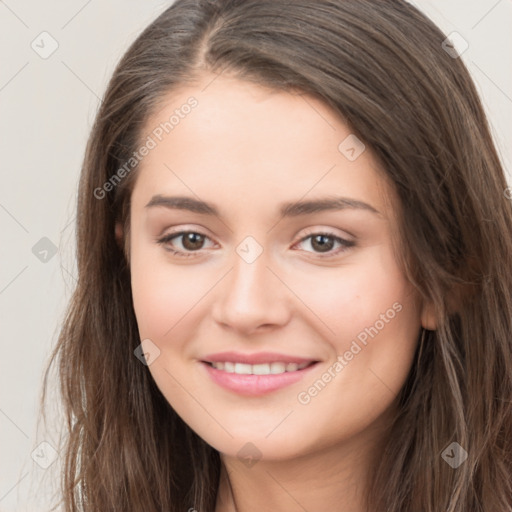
[{"xmin": 1, "ymin": 1, "xmax": 511, "ymax": 510}]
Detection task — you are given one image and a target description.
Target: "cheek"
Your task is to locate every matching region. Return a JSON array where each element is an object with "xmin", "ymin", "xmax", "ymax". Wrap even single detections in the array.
[
  {"xmin": 285, "ymin": 246, "xmax": 419, "ymax": 349},
  {"xmin": 131, "ymin": 258, "xmax": 214, "ymax": 340},
  {"xmin": 129, "ymin": 226, "xmax": 218, "ymax": 338},
  {"xmin": 290, "ymin": 246, "xmax": 421, "ymax": 428},
  {"xmin": 131, "ymin": 263, "xmax": 172, "ymax": 339}
]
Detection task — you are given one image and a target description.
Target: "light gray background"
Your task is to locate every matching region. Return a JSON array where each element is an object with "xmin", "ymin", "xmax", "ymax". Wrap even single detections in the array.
[{"xmin": 1, "ymin": 1, "xmax": 511, "ymax": 510}]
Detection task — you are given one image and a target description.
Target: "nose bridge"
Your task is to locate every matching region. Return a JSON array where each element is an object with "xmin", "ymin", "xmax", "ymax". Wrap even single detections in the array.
[{"xmin": 211, "ymin": 239, "xmax": 289, "ymax": 332}]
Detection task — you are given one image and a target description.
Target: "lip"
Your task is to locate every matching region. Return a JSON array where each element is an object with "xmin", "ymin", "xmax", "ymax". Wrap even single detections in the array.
[
  {"xmin": 202, "ymin": 351, "xmax": 317, "ymax": 365},
  {"xmin": 200, "ymin": 353, "xmax": 320, "ymax": 396}
]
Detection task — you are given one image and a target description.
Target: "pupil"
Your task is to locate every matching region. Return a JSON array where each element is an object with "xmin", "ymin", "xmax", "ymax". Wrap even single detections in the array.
[
  {"xmin": 183, "ymin": 233, "xmax": 204, "ymax": 250},
  {"xmin": 312, "ymin": 234, "xmax": 333, "ymax": 252}
]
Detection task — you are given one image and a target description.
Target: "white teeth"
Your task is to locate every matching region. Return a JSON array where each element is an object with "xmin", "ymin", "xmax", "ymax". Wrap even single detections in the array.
[
  {"xmin": 270, "ymin": 362, "xmax": 286, "ymax": 374},
  {"xmin": 234, "ymin": 363, "xmax": 252, "ymax": 374},
  {"xmin": 210, "ymin": 361, "xmax": 310, "ymax": 375},
  {"xmin": 252, "ymin": 363, "xmax": 270, "ymax": 375}
]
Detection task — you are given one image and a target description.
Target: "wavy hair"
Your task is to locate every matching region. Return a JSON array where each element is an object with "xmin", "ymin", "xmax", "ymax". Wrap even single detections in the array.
[{"xmin": 42, "ymin": 0, "xmax": 512, "ymax": 510}]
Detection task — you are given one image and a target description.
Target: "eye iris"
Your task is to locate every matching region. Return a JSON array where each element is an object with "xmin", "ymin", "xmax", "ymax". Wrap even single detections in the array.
[
  {"xmin": 311, "ymin": 234, "xmax": 334, "ymax": 253},
  {"xmin": 182, "ymin": 233, "xmax": 205, "ymax": 250}
]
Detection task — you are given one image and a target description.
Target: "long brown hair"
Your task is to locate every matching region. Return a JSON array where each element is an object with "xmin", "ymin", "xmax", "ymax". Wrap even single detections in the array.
[{"xmin": 41, "ymin": 0, "xmax": 512, "ymax": 510}]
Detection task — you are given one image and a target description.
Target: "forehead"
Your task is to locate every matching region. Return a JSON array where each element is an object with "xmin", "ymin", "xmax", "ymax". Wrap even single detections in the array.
[{"xmin": 131, "ymin": 73, "xmax": 394, "ymax": 218}]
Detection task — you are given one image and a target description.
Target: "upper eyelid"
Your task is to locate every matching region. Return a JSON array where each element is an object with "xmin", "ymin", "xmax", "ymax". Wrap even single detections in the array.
[
  {"xmin": 296, "ymin": 226, "xmax": 353, "ymax": 241},
  {"xmin": 159, "ymin": 228, "xmax": 353, "ymax": 251},
  {"xmin": 160, "ymin": 226, "xmax": 352, "ymax": 242}
]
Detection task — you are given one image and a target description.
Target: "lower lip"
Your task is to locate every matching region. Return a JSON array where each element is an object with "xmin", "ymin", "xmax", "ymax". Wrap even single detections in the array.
[{"xmin": 201, "ymin": 362, "xmax": 318, "ymax": 396}]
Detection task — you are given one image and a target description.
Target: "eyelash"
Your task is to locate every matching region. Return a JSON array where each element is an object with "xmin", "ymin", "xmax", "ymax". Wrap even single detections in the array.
[{"xmin": 156, "ymin": 229, "xmax": 355, "ymax": 259}]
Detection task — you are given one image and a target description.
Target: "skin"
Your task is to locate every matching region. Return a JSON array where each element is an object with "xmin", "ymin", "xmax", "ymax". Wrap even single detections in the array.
[{"xmin": 117, "ymin": 73, "xmax": 436, "ymax": 512}]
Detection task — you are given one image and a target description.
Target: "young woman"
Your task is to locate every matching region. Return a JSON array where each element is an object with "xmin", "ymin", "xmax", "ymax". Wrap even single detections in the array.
[{"xmin": 42, "ymin": 0, "xmax": 512, "ymax": 510}]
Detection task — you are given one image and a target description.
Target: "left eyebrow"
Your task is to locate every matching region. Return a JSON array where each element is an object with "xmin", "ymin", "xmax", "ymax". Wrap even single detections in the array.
[
  {"xmin": 145, "ymin": 195, "xmax": 219, "ymax": 215},
  {"xmin": 144, "ymin": 194, "xmax": 382, "ymax": 219}
]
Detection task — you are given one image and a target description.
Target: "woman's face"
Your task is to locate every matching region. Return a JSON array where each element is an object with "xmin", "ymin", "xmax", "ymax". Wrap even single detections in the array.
[{"xmin": 124, "ymin": 74, "xmax": 431, "ymax": 461}]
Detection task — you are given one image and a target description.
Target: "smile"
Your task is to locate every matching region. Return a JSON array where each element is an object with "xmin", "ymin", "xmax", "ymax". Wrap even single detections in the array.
[
  {"xmin": 206, "ymin": 361, "xmax": 312, "ymax": 375},
  {"xmin": 200, "ymin": 352, "xmax": 320, "ymax": 395}
]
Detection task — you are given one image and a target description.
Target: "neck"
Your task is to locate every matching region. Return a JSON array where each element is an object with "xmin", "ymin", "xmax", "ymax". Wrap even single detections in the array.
[{"xmin": 214, "ymin": 412, "xmax": 394, "ymax": 512}]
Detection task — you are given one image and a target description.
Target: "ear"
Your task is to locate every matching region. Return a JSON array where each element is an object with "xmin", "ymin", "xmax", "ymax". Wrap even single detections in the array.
[
  {"xmin": 420, "ymin": 301, "xmax": 437, "ymax": 331},
  {"xmin": 115, "ymin": 221, "xmax": 131, "ymax": 264},
  {"xmin": 115, "ymin": 221, "xmax": 128, "ymax": 258},
  {"xmin": 115, "ymin": 221, "xmax": 124, "ymax": 249}
]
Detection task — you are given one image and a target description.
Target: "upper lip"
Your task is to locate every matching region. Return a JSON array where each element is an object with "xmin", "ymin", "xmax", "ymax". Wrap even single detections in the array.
[{"xmin": 201, "ymin": 351, "xmax": 318, "ymax": 365}]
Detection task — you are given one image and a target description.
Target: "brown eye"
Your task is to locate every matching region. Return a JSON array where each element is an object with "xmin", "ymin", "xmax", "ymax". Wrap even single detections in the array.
[
  {"xmin": 310, "ymin": 234, "xmax": 335, "ymax": 253},
  {"xmin": 295, "ymin": 231, "xmax": 355, "ymax": 258},
  {"xmin": 156, "ymin": 230, "xmax": 215, "ymax": 258},
  {"xmin": 181, "ymin": 232, "xmax": 206, "ymax": 251}
]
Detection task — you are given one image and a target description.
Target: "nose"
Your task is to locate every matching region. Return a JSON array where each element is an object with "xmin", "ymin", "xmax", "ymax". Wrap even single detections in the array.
[{"xmin": 211, "ymin": 248, "xmax": 291, "ymax": 335}]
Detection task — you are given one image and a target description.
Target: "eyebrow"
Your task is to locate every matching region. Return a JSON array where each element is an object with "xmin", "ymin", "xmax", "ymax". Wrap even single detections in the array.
[{"xmin": 145, "ymin": 194, "xmax": 381, "ymax": 219}]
